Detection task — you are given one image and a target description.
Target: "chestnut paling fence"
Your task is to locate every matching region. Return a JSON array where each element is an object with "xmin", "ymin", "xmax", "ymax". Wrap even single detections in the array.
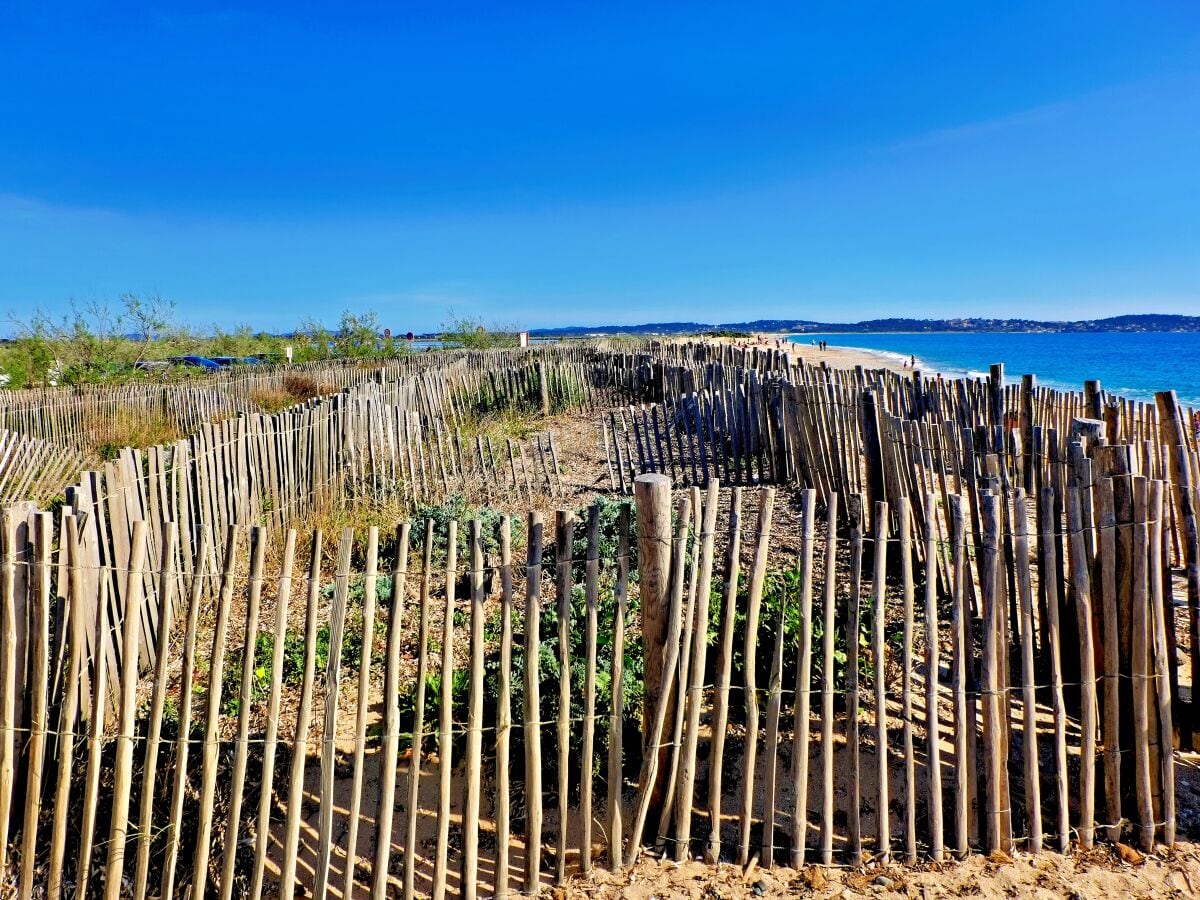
[
  {"xmin": 0, "ymin": 339, "xmax": 1192, "ymax": 895},
  {"xmin": 0, "ymin": 471, "xmax": 1181, "ymax": 898}
]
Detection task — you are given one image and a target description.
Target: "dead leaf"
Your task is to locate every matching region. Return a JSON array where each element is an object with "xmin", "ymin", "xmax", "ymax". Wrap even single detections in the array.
[{"xmin": 1114, "ymin": 843, "xmax": 1145, "ymax": 866}]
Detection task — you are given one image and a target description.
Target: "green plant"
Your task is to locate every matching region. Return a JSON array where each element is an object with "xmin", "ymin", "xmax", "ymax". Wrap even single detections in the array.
[
  {"xmin": 754, "ymin": 566, "xmax": 874, "ymax": 695},
  {"xmin": 410, "ymin": 495, "xmax": 524, "ymax": 569},
  {"xmin": 439, "ymin": 309, "xmax": 521, "ymax": 350},
  {"xmin": 222, "ymin": 631, "xmax": 276, "ymax": 715}
]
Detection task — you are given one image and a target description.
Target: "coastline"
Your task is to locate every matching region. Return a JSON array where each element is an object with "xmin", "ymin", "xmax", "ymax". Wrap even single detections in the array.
[
  {"xmin": 722, "ymin": 332, "xmax": 926, "ymax": 377},
  {"xmin": 698, "ymin": 331, "xmax": 1200, "ymax": 409}
]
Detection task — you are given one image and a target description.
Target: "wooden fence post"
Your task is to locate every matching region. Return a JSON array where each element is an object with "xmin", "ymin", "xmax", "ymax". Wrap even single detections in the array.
[
  {"xmin": 871, "ymin": 501, "xmax": 891, "ymax": 861},
  {"xmin": 860, "ymin": 391, "xmax": 886, "ymax": 513},
  {"xmin": 922, "ymin": 493, "xmax": 944, "ymax": 861},
  {"xmin": 495, "ymin": 516, "xmax": 514, "ymax": 897},
  {"xmin": 634, "ymin": 472, "xmax": 673, "ymax": 816},
  {"xmin": 626, "ymin": 493, "xmax": 692, "ymax": 866},
  {"xmin": 790, "ymin": 489, "xmax": 816, "ymax": 867},
  {"xmin": 675, "ymin": 479, "xmax": 720, "ymax": 860},
  {"xmin": 609, "ymin": 504, "xmax": 632, "ymax": 869},
  {"xmin": 705, "ymin": 487, "xmax": 743, "ymax": 865},
  {"xmin": 523, "ymin": 512, "xmax": 545, "ymax": 893},
  {"xmin": 1155, "ymin": 390, "xmax": 1199, "ymax": 745},
  {"xmin": 1067, "ymin": 486, "xmax": 1098, "ymax": 848},
  {"xmin": 820, "ymin": 494, "xmax": 839, "ymax": 865}
]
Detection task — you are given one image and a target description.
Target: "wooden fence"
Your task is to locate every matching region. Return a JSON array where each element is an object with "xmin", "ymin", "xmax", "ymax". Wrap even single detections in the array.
[
  {"xmin": 0, "ymin": 466, "xmax": 1181, "ymax": 897},
  {"xmin": 612, "ymin": 344, "xmax": 1199, "ymax": 744},
  {"xmin": 0, "ymin": 336, "xmax": 1192, "ymax": 895}
]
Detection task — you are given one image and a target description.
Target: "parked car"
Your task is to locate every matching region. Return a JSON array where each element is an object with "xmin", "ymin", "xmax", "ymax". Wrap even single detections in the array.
[
  {"xmin": 167, "ymin": 355, "xmax": 222, "ymax": 371},
  {"xmin": 210, "ymin": 356, "xmax": 266, "ymax": 368}
]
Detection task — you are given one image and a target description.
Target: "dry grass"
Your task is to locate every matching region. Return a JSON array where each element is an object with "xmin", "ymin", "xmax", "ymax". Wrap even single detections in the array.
[
  {"xmin": 86, "ymin": 412, "xmax": 184, "ymax": 460},
  {"xmin": 246, "ymin": 387, "xmax": 298, "ymax": 415},
  {"xmin": 246, "ymin": 374, "xmax": 333, "ymax": 416},
  {"xmin": 281, "ymin": 372, "xmax": 329, "ymax": 402}
]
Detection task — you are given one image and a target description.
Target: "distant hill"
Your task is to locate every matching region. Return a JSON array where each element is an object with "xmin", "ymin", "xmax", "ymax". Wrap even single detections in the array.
[{"xmin": 530, "ymin": 314, "xmax": 1200, "ymax": 337}]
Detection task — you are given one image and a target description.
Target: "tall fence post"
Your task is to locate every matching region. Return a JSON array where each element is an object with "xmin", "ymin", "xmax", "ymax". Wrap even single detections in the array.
[
  {"xmin": 860, "ymin": 391, "xmax": 885, "ymax": 513},
  {"xmin": 634, "ymin": 472, "xmax": 672, "ymax": 818}
]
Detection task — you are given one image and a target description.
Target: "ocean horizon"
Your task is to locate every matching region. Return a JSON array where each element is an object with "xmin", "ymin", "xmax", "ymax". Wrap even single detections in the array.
[{"xmin": 788, "ymin": 331, "xmax": 1200, "ymax": 409}]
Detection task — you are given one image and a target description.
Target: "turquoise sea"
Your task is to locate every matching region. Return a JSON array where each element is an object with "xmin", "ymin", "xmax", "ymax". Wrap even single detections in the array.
[{"xmin": 788, "ymin": 332, "xmax": 1200, "ymax": 409}]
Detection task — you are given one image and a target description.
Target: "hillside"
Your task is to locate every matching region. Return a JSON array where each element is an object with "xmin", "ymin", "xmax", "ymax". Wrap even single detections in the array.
[{"xmin": 531, "ymin": 313, "xmax": 1200, "ymax": 337}]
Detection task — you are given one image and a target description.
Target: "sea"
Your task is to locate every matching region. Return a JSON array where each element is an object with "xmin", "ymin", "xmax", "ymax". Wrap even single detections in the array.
[
  {"xmin": 787, "ymin": 332, "xmax": 1200, "ymax": 409},
  {"xmin": 787, "ymin": 333, "xmax": 1200, "ymax": 410}
]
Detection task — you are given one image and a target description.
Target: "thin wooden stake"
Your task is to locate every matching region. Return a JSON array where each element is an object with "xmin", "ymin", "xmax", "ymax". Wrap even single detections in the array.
[
  {"xmin": 1067, "ymin": 486, "xmax": 1098, "ymax": 848},
  {"xmin": 314, "ymin": 529, "xmax": 354, "ymax": 900},
  {"xmin": 462, "ymin": 520, "xmax": 486, "ymax": 898},
  {"xmin": 872, "ymin": 500, "xmax": 891, "ymax": 861},
  {"xmin": 949, "ymin": 495, "xmax": 970, "ymax": 857},
  {"xmin": 922, "ymin": 493, "xmax": 944, "ymax": 861},
  {"xmin": 344, "ymin": 527, "xmax": 381, "ymax": 899},
  {"xmin": 705, "ymin": 488, "xmax": 743, "ymax": 865},
  {"xmin": 524, "ymin": 511, "xmax": 545, "ymax": 893},
  {"xmin": 790, "ymin": 489, "xmax": 816, "ymax": 867},
  {"xmin": 495, "ymin": 516, "xmax": 514, "ymax": 897},
  {"xmin": 47, "ymin": 516, "xmax": 86, "ymax": 900},
  {"xmin": 820, "ymin": 494, "xmax": 839, "ymax": 866},
  {"xmin": 609, "ymin": 504, "xmax": 632, "ymax": 869},
  {"xmin": 160, "ymin": 528, "xmax": 212, "ymax": 900},
  {"xmin": 432, "ymin": 520, "xmax": 457, "ymax": 900},
  {"xmin": 189, "ymin": 525, "xmax": 241, "ymax": 900},
  {"xmin": 1012, "ymin": 491, "xmax": 1043, "ymax": 851},
  {"xmin": 218, "ymin": 526, "xmax": 268, "ymax": 900},
  {"xmin": 278, "ymin": 532, "xmax": 325, "ymax": 899},
  {"xmin": 898, "ymin": 497, "xmax": 917, "ymax": 864},
  {"xmin": 249, "ymin": 530, "xmax": 298, "ymax": 900},
  {"xmin": 738, "ymin": 487, "xmax": 776, "ymax": 866},
  {"xmin": 847, "ymin": 506, "xmax": 864, "ymax": 866},
  {"xmin": 18, "ymin": 512, "xmax": 53, "ymax": 900},
  {"xmin": 403, "ymin": 521, "xmax": 435, "ymax": 900},
  {"xmin": 1040, "ymin": 487, "xmax": 1070, "ymax": 853},
  {"xmin": 131, "ymin": 523, "xmax": 180, "ymax": 900},
  {"xmin": 581, "ymin": 505, "xmax": 601, "ymax": 872}
]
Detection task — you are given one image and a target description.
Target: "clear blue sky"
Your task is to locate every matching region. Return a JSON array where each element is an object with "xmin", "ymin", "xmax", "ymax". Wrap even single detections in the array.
[{"xmin": 1, "ymin": 2, "xmax": 1197, "ymax": 333}]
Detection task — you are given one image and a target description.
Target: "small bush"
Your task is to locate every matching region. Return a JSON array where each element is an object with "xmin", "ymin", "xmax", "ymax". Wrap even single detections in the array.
[
  {"xmin": 281, "ymin": 373, "xmax": 328, "ymax": 403},
  {"xmin": 248, "ymin": 388, "xmax": 298, "ymax": 415},
  {"xmin": 88, "ymin": 414, "xmax": 184, "ymax": 459},
  {"xmin": 410, "ymin": 494, "xmax": 524, "ymax": 570}
]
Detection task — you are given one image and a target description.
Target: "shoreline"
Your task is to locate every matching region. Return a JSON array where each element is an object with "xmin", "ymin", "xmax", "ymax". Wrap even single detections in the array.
[
  {"xmin": 733, "ymin": 332, "xmax": 1197, "ymax": 407},
  {"xmin": 726, "ymin": 333, "xmax": 931, "ymax": 378},
  {"xmin": 700, "ymin": 331, "xmax": 1200, "ymax": 408}
]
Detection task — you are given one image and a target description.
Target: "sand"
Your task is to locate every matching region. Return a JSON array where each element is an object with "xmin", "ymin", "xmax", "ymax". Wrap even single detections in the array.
[
  {"xmin": 572, "ymin": 843, "xmax": 1200, "ymax": 898},
  {"xmin": 713, "ymin": 334, "xmax": 919, "ymax": 377}
]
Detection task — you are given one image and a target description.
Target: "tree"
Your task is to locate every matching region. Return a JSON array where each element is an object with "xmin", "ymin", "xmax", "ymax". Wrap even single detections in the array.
[
  {"xmin": 3, "ymin": 293, "xmax": 184, "ymax": 384},
  {"xmin": 123, "ymin": 293, "xmax": 177, "ymax": 366},
  {"xmin": 294, "ymin": 317, "xmax": 335, "ymax": 361},
  {"xmin": 334, "ymin": 310, "xmax": 381, "ymax": 358},
  {"xmin": 440, "ymin": 309, "xmax": 521, "ymax": 349}
]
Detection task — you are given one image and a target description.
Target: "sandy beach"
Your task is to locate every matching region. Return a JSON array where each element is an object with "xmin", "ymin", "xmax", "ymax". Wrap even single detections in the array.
[{"xmin": 713, "ymin": 333, "xmax": 919, "ymax": 376}]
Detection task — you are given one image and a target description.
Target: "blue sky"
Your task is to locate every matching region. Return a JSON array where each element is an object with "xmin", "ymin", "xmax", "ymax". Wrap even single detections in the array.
[{"xmin": 1, "ymin": 2, "xmax": 1197, "ymax": 333}]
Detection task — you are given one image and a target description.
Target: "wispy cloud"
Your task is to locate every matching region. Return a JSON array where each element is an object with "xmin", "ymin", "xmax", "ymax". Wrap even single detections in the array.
[
  {"xmin": 888, "ymin": 98, "xmax": 1075, "ymax": 153},
  {"xmin": 0, "ymin": 192, "xmax": 126, "ymax": 226}
]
